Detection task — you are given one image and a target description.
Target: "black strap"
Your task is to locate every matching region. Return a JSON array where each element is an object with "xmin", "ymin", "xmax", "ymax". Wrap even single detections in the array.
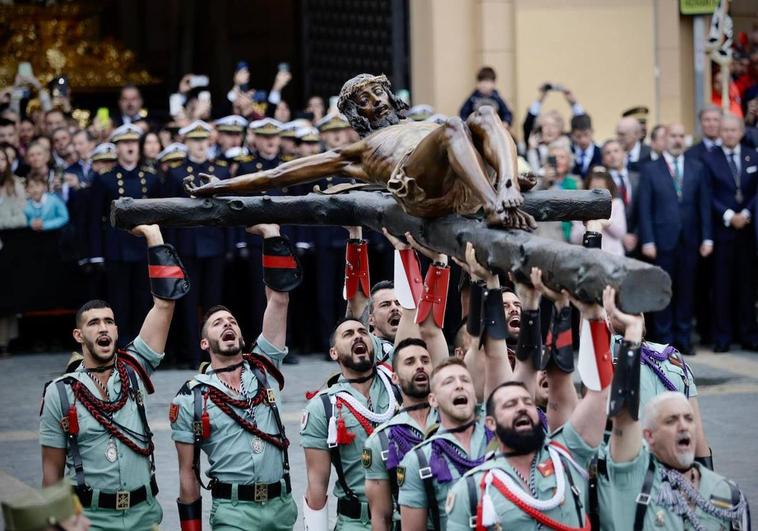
[
  {"xmin": 465, "ymin": 475, "xmax": 479, "ymax": 529},
  {"xmin": 56, "ymin": 380, "xmax": 87, "ymax": 490},
  {"xmin": 250, "ymin": 363, "xmax": 290, "ymax": 475},
  {"xmin": 559, "ymin": 454, "xmax": 584, "ymax": 527},
  {"xmin": 414, "ymin": 447, "xmax": 441, "ymax": 531},
  {"xmin": 320, "ymin": 393, "xmax": 359, "ymax": 501},
  {"xmin": 588, "ymin": 454, "xmax": 600, "ymax": 531},
  {"xmin": 633, "ymin": 454, "xmax": 657, "ymax": 531},
  {"xmin": 124, "ymin": 365, "xmax": 154, "ymax": 472},
  {"xmin": 191, "ymin": 385, "xmax": 213, "ymax": 490},
  {"xmin": 378, "ymin": 430, "xmax": 400, "ymax": 515}
]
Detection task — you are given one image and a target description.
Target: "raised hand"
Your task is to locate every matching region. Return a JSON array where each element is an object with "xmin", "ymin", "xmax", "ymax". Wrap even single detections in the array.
[
  {"xmin": 529, "ymin": 266, "xmax": 568, "ymax": 310},
  {"xmin": 184, "ymin": 173, "xmax": 219, "ymax": 197}
]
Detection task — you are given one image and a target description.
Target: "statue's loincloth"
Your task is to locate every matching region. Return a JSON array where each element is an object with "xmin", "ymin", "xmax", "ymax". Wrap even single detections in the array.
[{"xmin": 386, "ymin": 146, "xmax": 481, "ymax": 218}]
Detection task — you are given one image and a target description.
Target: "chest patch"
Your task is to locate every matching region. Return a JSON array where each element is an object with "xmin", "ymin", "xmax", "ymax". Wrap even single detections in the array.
[
  {"xmin": 169, "ymin": 403, "xmax": 179, "ymax": 424},
  {"xmin": 537, "ymin": 459, "xmax": 555, "ymax": 477},
  {"xmin": 445, "ymin": 490, "xmax": 456, "ymax": 514}
]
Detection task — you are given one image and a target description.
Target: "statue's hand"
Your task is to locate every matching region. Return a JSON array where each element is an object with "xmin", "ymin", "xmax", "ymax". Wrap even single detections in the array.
[{"xmin": 184, "ymin": 173, "xmax": 219, "ymax": 197}]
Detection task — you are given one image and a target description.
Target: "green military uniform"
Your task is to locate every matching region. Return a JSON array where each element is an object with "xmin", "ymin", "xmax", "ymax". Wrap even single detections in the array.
[
  {"xmin": 399, "ymin": 420, "xmax": 492, "ymax": 530},
  {"xmin": 446, "ymin": 422, "xmax": 596, "ymax": 530},
  {"xmin": 371, "ymin": 333, "xmax": 394, "ymax": 365},
  {"xmin": 171, "ymin": 334, "xmax": 297, "ymax": 530},
  {"xmin": 362, "ymin": 407, "xmax": 439, "ymax": 525},
  {"xmin": 600, "ymin": 445, "xmax": 747, "ymax": 530},
  {"xmin": 300, "ymin": 366, "xmax": 398, "ymax": 530},
  {"xmin": 39, "ymin": 337, "xmax": 163, "ymax": 531},
  {"xmin": 637, "ymin": 341, "xmax": 698, "ymax": 406}
]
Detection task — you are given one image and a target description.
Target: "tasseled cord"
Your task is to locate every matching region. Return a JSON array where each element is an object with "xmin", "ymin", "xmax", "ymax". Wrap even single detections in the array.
[
  {"xmin": 477, "ymin": 472, "xmax": 497, "ymax": 530},
  {"xmin": 327, "ymin": 396, "xmax": 356, "ymax": 446},
  {"xmin": 201, "ymin": 393, "xmax": 211, "ymax": 439}
]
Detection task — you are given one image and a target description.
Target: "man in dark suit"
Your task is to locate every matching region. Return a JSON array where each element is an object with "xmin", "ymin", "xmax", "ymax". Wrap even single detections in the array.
[
  {"xmin": 617, "ymin": 116, "xmax": 651, "ymax": 172},
  {"xmin": 88, "ymin": 124, "xmax": 162, "ymax": 346},
  {"xmin": 685, "ymin": 105, "xmax": 722, "ymax": 346},
  {"xmin": 638, "ymin": 124, "xmax": 712, "ymax": 353},
  {"xmin": 112, "ymin": 84, "xmax": 147, "ymax": 127},
  {"xmin": 570, "ymin": 114, "xmax": 602, "ymax": 178},
  {"xmin": 602, "ymin": 139, "xmax": 640, "ymax": 254},
  {"xmin": 703, "ymin": 113, "xmax": 758, "ymax": 352}
]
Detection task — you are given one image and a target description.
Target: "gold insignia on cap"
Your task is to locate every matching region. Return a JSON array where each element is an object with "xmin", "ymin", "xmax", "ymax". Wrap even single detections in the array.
[
  {"xmin": 362, "ymin": 448, "xmax": 372, "ymax": 469},
  {"xmin": 396, "ymin": 466, "xmax": 406, "ymax": 486}
]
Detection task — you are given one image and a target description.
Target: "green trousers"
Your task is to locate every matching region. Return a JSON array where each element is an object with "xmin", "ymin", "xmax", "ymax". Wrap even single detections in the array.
[{"xmin": 210, "ymin": 493, "xmax": 298, "ymax": 531}]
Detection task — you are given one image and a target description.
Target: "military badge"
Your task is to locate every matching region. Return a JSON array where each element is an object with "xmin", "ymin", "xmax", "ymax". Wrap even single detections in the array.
[
  {"xmin": 300, "ymin": 411, "xmax": 309, "ymax": 431},
  {"xmin": 396, "ymin": 466, "xmax": 406, "ymax": 487},
  {"xmin": 537, "ymin": 459, "xmax": 555, "ymax": 477},
  {"xmin": 362, "ymin": 448, "xmax": 372, "ymax": 469},
  {"xmin": 445, "ymin": 490, "xmax": 456, "ymax": 514},
  {"xmin": 169, "ymin": 403, "xmax": 179, "ymax": 423}
]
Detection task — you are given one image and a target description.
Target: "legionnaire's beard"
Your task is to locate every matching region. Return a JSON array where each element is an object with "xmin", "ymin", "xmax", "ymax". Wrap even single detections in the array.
[
  {"xmin": 675, "ymin": 450, "xmax": 695, "ymax": 469},
  {"xmin": 339, "ymin": 347, "xmax": 374, "ymax": 373},
  {"xmin": 495, "ymin": 418, "xmax": 545, "ymax": 455},
  {"xmin": 399, "ymin": 374, "xmax": 429, "ymax": 399},
  {"xmin": 83, "ymin": 336, "xmax": 116, "ymax": 364},
  {"xmin": 208, "ymin": 337, "xmax": 243, "ymax": 357}
]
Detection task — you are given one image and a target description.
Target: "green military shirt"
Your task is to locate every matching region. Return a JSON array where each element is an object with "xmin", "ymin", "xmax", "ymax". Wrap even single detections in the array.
[
  {"xmin": 371, "ymin": 333, "xmax": 395, "ymax": 365},
  {"xmin": 638, "ymin": 341, "xmax": 698, "ymax": 407},
  {"xmin": 446, "ymin": 421, "xmax": 596, "ymax": 530},
  {"xmin": 39, "ymin": 336, "xmax": 163, "ymax": 531},
  {"xmin": 601, "ymin": 445, "xmax": 746, "ymax": 530},
  {"xmin": 300, "ymin": 368, "xmax": 397, "ymax": 502},
  {"xmin": 170, "ymin": 334, "xmax": 289, "ymax": 485},
  {"xmin": 398, "ymin": 419, "xmax": 491, "ymax": 530}
]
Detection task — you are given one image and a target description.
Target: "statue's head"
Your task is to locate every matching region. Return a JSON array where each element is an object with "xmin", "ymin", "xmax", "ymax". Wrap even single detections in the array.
[{"xmin": 338, "ymin": 74, "xmax": 409, "ymax": 137}]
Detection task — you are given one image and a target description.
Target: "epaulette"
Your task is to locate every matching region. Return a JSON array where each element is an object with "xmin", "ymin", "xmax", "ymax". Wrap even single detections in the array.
[
  {"xmin": 175, "ymin": 379, "xmax": 199, "ymax": 396},
  {"xmin": 214, "ymin": 159, "xmax": 228, "ymax": 167},
  {"xmin": 168, "ymin": 161, "xmax": 183, "ymax": 169},
  {"xmin": 140, "ymin": 165, "xmax": 157, "ymax": 174},
  {"xmin": 237, "ymin": 155, "xmax": 254, "ymax": 163}
]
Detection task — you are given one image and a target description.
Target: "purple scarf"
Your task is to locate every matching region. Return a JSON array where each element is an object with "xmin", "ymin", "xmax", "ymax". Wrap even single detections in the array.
[
  {"xmin": 641, "ymin": 344, "xmax": 687, "ymax": 392},
  {"xmin": 429, "ymin": 430, "xmax": 491, "ymax": 483},
  {"xmin": 386, "ymin": 424, "xmax": 423, "ymax": 470}
]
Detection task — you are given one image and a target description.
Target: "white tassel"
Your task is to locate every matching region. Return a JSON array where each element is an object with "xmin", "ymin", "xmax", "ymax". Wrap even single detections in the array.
[
  {"xmin": 326, "ymin": 396, "xmax": 337, "ymax": 446},
  {"xmin": 482, "ymin": 473, "xmax": 498, "ymax": 527}
]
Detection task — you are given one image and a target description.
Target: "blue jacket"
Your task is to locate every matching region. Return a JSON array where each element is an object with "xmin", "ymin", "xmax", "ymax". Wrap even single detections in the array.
[
  {"xmin": 703, "ymin": 145, "xmax": 758, "ymax": 242},
  {"xmin": 167, "ymin": 159, "xmax": 231, "ymax": 258},
  {"xmin": 89, "ymin": 164, "xmax": 162, "ymax": 262},
  {"xmin": 459, "ymin": 89, "xmax": 513, "ymax": 124},
  {"xmin": 24, "ymin": 193, "xmax": 69, "ymax": 230},
  {"xmin": 638, "ymin": 156, "xmax": 711, "ymax": 251}
]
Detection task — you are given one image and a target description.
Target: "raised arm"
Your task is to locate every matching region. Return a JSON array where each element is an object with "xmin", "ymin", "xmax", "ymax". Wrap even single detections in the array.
[
  {"xmin": 135, "ymin": 225, "xmax": 180, "ymax": 355},
  {"xmin": 344, "ymin": 225, "xmax": 370, "ymax": 320},
  {"xmin": 249, "ymin": 224, "xmax": 291, "ymax": 350},
  {"xmin": 605, "ymin": 288, "xmax": 645, "ymax": 463}
]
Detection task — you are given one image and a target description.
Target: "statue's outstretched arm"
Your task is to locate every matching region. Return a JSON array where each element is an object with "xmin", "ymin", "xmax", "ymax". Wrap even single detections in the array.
[{"xmin": 185, "ymin": 144, "xmax": 364, "ymax": 197}]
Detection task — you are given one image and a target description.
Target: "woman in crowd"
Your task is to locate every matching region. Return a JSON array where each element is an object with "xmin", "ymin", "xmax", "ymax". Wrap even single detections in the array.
[
  {"xmin": 139, "ymin": 130, "xmax": 164, "ymax": 169},
  {"xmin": 570, "ymin": 165, "xmax": 627, "ymax": 256},
  {"xmin": 534, "ymin": 137, "xmax": 583, "ymax": 242}
]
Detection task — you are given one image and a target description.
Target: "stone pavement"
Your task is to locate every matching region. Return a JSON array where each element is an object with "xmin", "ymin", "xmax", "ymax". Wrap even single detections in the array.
[{"xmin": 1, "ymin": 349, "xmax": 756, "ymax": 530}]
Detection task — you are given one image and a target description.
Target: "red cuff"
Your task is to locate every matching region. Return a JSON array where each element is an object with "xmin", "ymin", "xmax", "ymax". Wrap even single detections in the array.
[
  {"xmin": 344, "ymin": 239, "xmax": 370, "ymax": 300},
  {"xmin": 415, "ymin": 264, "xmax": 450, "ymax": 328}
]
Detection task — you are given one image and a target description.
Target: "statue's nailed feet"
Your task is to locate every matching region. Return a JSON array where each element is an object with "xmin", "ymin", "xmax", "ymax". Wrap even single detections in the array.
[
  {"xmin": 184, "ymin": 173, "xmax": 219, "ymax": 197},
  {"xmin": 486, "ymin": 206, "xmax": 536, "ymax": 231}
]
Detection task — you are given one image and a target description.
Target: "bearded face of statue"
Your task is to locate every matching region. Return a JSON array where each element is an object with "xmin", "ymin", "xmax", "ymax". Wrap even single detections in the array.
[{"xmin": 351, "ymin": 82, "xmax": 401, "ymax": 132}]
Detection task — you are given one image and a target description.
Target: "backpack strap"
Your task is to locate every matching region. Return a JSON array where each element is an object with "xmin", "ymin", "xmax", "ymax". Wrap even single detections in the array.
[
  {"xmin": 465, "ymin": 474, "xmax": 479, "ymax": 529},
  {"xmin": 633, "ymin": 454, "xmax": 657, "ymax": 531},
  {"xmin": 249, "ymin": 361, "xmax": 290, "ymax": 480},
  {"xmin": 320, "ymin": 393, "xmax": 359, "ymax": 501},
  {"xmin": 413, "ymin": 446, "xmax": 441, "ymax": 531},
  {"xmin": 55, "ymin": 380, "xmax": 87, "ymax": 491}
]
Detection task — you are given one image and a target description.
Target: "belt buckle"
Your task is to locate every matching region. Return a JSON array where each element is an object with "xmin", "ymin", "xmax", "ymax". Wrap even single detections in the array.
[
  {"xmin": 115, "ymin": 490, "xmax": 131, "ymax": 510},
  {"xmin": 636, "ymin": 492, "xmax": 651, "ymax": 506},
  {"xmin": 254, "ymin": 483, "xmax": 268, "ymax": 502}
]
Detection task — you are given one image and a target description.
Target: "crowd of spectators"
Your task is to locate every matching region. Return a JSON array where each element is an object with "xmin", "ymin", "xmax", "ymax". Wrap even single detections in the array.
[{"xmin": 0, "ymin": 29, "xmax": 757, "ymax": 361}]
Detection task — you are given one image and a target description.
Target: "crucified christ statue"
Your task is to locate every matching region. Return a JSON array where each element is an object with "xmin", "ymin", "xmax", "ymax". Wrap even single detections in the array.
[{"xmin": 185, "ymin": 73, "xmax": 537, "ymax": 229}]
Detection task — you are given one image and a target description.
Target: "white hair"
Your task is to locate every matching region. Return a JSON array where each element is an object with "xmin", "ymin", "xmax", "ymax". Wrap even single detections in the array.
[{"xmin": 640, "ymin": 391, "xmax": 690, "ymax": 432}]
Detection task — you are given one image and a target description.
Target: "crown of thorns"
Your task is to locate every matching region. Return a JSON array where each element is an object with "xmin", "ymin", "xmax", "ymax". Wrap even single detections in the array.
[{"xmin": 337, "ymin": 74, "xmax": 391, "ymax": 111}]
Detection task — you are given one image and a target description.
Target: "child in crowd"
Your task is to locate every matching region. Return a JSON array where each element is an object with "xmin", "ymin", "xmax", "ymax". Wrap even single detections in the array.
[{"xmin": 24, "ymin": 176, "xmax": 69, "ymax": 231}]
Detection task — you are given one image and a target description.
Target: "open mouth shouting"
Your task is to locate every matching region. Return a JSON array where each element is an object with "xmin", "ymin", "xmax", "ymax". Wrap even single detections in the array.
[
  {"xmin": 508, "ymin": 313, "xmax": 521, "ymax": 331},
  {"xmin": 413, "ymin": 370, "xmax": 429, "ymax": 385},
  {"xmin": 675, "ymin": 432, "xmax": 693, "ymax": 452},
  {"xmin": 221, "ymin": 329, "xmax": 237, "ymax": 342},
  {"xmin": 512, "ymin": 413, "xmax": 534, "ymax": 431},
  {"xmin": 352, "ymin": 339, "xmax": 368, "ymax": 356},
  {"xmin": 452, "ymin": 394, "xmax": 469, "ymax": 407},
  {"xmin": 95, "ymin": 334, "xmax": 112, "ymax": 350},
  {"xmin": 388, "ymin": 312, "xmax": 401, "ymax": 328}
]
